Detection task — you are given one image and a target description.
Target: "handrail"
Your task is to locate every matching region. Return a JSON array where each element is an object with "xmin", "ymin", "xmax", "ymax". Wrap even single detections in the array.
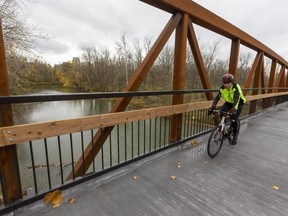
[
  {"xmin": 1, "ymin": 91, "xmax": 287, "ymax": 147},
  {"xmin": 1, "ymin": 88, "xmax": 287, "ymax": 104}
]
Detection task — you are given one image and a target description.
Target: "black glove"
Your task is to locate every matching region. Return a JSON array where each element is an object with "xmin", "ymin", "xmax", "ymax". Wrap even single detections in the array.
[
  {"xmin": 208, "ymin": 105, "xmax": 216, "ymax": 115},
  {"xmin": 230, "ymin": 107, "xmax": 237, "ymax": 118}
]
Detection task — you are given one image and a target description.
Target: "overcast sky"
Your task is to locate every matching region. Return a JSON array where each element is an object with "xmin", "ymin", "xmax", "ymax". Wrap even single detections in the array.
[{"xmin": 26, "ymin": 0, "xmax": 288, "ymax": 65}]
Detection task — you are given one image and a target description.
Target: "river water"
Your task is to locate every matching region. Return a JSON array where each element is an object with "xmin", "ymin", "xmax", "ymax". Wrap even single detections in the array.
[
  {"xmin": 12, "ymin": 88, "xmax": 117, "ymax": 194},
  {"xmin": 11, "ymin": 88, "xmax": 169, "ymax": 194}
]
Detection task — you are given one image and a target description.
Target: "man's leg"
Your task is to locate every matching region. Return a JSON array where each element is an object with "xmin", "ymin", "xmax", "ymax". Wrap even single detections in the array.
[{"xmin": 231, "ymin": 101, "xmax": 244, "ymax": 144}]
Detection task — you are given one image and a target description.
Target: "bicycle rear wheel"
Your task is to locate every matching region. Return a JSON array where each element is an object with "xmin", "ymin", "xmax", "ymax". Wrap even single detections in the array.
[{"xmin": 207, "ymin": 126, "xmax": 224, "ymax": 158}]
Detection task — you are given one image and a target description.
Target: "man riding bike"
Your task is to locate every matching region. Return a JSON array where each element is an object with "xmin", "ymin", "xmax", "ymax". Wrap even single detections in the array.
[{"xmin": 208, "ymin": 73, "xmax": 246, "ymax": 145}]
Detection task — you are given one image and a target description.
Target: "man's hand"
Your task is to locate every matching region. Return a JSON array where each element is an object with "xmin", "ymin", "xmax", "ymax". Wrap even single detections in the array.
[
  {"xmin": 208, "ymin": 105, "xmax": 216, "ymax": 115},
  {"xmin": 230, "ymin": 107, "xmax": 237, "ymax": 118}
]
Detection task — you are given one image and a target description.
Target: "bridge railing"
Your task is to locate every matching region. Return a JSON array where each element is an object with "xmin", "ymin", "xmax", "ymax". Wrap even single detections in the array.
[{"xmin": 0, "ymin": 89, "xmax": 288, "ymax": 213}]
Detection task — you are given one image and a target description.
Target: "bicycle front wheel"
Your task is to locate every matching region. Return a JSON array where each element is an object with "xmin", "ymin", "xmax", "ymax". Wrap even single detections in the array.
[{"xmin": 207, "ymin": 126, "xmax": 224, "ymax": 158}]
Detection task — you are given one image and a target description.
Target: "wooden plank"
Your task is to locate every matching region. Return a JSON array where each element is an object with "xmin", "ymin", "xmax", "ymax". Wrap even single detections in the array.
[{"xmin": 0, "ymin": 100, "xmax": 212, "ymax": 146}]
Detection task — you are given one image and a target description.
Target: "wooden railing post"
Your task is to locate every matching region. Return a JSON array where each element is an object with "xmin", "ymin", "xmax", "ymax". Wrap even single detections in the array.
[{"xmin": 0, "ymin": 19, "xmax": 22, "ymax": 204}]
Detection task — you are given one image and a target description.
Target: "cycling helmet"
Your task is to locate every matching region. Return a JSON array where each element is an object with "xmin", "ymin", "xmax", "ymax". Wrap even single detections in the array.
[{"xmin": 222, "ymin": 73, "xmax": 234, "ymax": 84}]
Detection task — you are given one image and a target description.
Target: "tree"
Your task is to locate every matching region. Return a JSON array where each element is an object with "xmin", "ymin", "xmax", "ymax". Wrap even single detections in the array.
[
  {"xmin": 116, "ymin": 33, "xmax": 133, "ymax": 86},
  {"xmin": 0, "ymin": 0, "xmax": 44, "ymax": 54},
  {"xmin": 0, "ymin": 0, "xmax": 46, "ymax": 92}
]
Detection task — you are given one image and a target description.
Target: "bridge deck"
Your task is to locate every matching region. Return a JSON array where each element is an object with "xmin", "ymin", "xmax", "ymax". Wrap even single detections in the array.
[{"xmin": 10, "ymin": 102, "xmax": 288, "ymax": 216}]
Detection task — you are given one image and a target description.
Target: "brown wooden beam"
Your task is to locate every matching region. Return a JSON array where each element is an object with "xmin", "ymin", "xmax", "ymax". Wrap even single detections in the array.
[
  {"xmin": 249, "ymin": 52, "xmax": 263, "ymax": 114},
  {"xmin": 243, "ymin": 52, "xmax": 262, "ymax": 95},
  {"xmin": 274, "ymin": 65, "xmax": 285, "ymax": 92},
  {"xmin": 265, "ymin": 59, "xmax": 277, "ymax": 107},
  {"xmin": 187, "ymin": 21, "xmax": 213, "ymax": 100},
  {"xmin": 66, "ymin": 13, "xmax": 182, "ymax": 180},
  {"xmin": 140, "ymin": 0, "xmax": 288, "ymax": 66},
  {"xmin": 260, "ymin": 59, "xmax": 267, "ymax": 108},
  {"xmin": 0, "ymin": 19, "xmax": 22, "ymax": 204},
  {"xmin": 286, "ymin": 70, "xmax": 288, "ymax": 89},
  {"xmin": 268, "ymin": 60, "xmax": 277, "ymax": 93},
  {"xmin": 229, "ymin": 39, "xmax": 240, "ymax": 77},
  {"xmin": 274, "ymin": 66, "xmax": 286, "ymax": 104},
  {"xmin": 170, "ymin": 13, "xmax": 189, "ymax": 142},
  {"xmin": 260, "ymin": 59, "xmax": 266, "ymax": 94}
]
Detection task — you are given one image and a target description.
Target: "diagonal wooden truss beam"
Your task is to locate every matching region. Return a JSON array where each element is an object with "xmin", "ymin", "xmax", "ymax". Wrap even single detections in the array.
[
  {"xmin": 67, "ymin": 13, "xmax": 182, "ymax": 180},
  {"xmin": 249, "ymin": 52, "xmax": 264, "ymax": 113},
  {"xmin": 140, "ymin": 0, "xmax": 288, "ymax": 66},
  {"xmin": 243, "ymin": 52, "xmax": 262, "ymax": 95},
  {"xmin": 187, "ymin": 21, "xmax": 213, "ymax": 100},
  {"xmin": 267, "ymin": 60, "xmax": 277, "ymax": 94},
  {"xmin": 274, "ymin": 65, "xmax": 286, "ymax": 92}
]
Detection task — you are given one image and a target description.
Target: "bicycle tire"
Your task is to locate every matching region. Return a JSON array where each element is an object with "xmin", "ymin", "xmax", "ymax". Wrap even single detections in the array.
[
  {"xmin": 207, "ymin": 125, "xmax": 224, "ymax": 158},
  {"xmin": 229, "ymin": 119, "xmax": 240, "ymax": 145}
]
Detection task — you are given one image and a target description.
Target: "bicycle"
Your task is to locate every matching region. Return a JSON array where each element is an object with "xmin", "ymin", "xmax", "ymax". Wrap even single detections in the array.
[{"xmin": 207, "ymin": 109, "xmax": 240, "ymax": 158}]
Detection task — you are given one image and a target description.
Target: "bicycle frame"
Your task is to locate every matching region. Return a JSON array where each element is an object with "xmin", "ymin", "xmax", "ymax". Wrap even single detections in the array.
[
  {"xmin": 207, "ymin": 109, "xmax": 237, "ymax": 158},
  {"xmin": 215, "ymin": 110, "xmax": 232, "ymax": 136}
]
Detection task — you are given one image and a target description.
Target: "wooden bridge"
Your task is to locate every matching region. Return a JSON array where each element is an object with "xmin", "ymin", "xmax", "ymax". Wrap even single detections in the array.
[{"xmin": 1, "ymin": 0, "xmax": 288, "ymax": 214}]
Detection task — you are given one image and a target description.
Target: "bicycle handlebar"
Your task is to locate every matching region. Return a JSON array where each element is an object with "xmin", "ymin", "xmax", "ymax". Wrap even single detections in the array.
[{"xmin": 211, "ymin": 109, "xmax": 233, "ymax": 116}]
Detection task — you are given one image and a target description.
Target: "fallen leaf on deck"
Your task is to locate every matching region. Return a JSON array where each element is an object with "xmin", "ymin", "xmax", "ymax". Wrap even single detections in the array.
[
  {"xmin": 272, "ymin": 185, "xmax": 280, "ymax": 191},
  {"xmin": 44, "ymin": 190, "xmax": 62, "ymax": 205},
  {"xmin": 170, "ymin": 175, "xmax": 177, "ymax": 180},
  {"xmin": 176, "ymin": 163, "xmax": 181, "ymax": 168},
  {"xmin": 52, "ymin": 192, "xmax": 63, "ymax": 206},
  {"xmin": 132, "ymin": 176, "xmax": 138, "ymax": 180},
  {"xmin": 191, "ymin": 140, "xmax": 198, "ymax": 146},
  {"xmin": 68, "ymin": 198, "xmax": 76, "ymax": 204},
  {"xmin": 53, "ymin": 203, "xmax": 61, "ymax": 208}
]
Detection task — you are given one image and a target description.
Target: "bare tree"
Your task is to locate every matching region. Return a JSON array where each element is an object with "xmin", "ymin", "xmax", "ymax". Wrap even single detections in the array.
[
  {"xmin": 0, "ymin": 0, "xmax": 46, "ymax": 92},
  {"xmin": 116, "ymin": 33, "xmax": 133, "ymax": 85},
  {"xmin": 237, "ymin": 52, "xmax": 252, "ymax": 84},
  {"xmin": 0, "ymin": 0, "xmax": 43, "ymax": 54},
  {"xmin": 133, "ymin": 38, "xmax": 143, "ymax": 68}
]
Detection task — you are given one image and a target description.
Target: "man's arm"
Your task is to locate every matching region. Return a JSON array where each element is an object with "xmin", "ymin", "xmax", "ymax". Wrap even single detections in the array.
[
  {"xmin": 212, "ymin": 90, "xmax": 221, "ymax": 107},
  {"xmin": 233, "ymin": 84, "xmax": 240, "ymax": 109}
]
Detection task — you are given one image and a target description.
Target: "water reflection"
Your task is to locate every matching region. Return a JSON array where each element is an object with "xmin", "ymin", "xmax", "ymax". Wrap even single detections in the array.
[
  {"xmin": 13, "ymin": 91, "xmax": 113, "ymax": 124},
  {"xmin": 13, "ymin": 90, "xmax": 114, "ymax": 193}
]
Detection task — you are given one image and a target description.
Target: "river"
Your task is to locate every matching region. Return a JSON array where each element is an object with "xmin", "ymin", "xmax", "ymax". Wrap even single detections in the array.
[
  {"xmin": 13, "ymin": 88, "xmax": 117, "ymax": 194},
  {"xmin": 12, "ymin": 88, "xmax": 168, "ymax": 194}
]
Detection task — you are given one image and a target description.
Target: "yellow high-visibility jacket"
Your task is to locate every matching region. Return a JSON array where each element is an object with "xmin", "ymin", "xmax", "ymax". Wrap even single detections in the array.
[{"xmin": 213, "ymin": 83, "xmax": 246, "ymax": 109}]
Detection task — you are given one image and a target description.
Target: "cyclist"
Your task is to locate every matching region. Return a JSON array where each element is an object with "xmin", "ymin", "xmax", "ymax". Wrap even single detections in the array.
[{"xmin": 208, "ymin": 73, "xmax": 246, "ymax": 144}]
